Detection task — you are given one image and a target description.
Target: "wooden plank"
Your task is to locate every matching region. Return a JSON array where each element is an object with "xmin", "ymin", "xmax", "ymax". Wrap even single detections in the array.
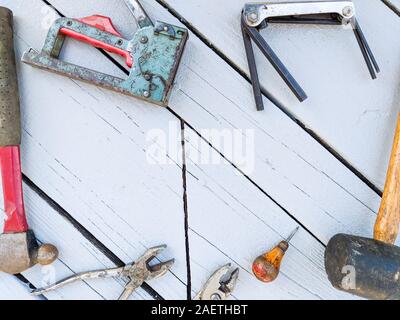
[
  {"xmin": 184, "ymin": 127, "xmax": 357, "ymax": 299},
  {"xmin": 0, "ymin": 274, "xmax": 39, "ymax": 300},
  {"xmin": 161, "ymin": 0, "xmax": 400, "ymax": 189},
  {"xmin": 6, "ymin": 0, "xmax": 393, "ymax": 299},
  {"xmin": 23, "ymin": 184, "xmax": 156, "ymax": 300},
  {"xmin": 44, "ymin": 0, "xmax": 386, "ymax": 245},
  {"xmin": 4, "ymin": 0, "xmax": 187, "ymax": 299},
  {"xmin": 0, "ymin": 183, "xmax": 153, "ymax": 300}
]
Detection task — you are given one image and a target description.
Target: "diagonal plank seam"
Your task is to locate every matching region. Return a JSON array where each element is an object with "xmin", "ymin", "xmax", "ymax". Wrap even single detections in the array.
[
  {"xmin": 169, "ymin": 107, "xmax": 326, "ymax": 248},
  {"xmin": 39, "ymin": 0, "xmax": 192, "ymax": 299},
  {"xmin": 39, "ymin": 0, "xmax": 328, "ymax": 294},
  {"xmin": 381, "ymin": 0, "xmax": 400, "ymax": 16},
  {"xmin": 155, "ymin": 0, "xmax": 383, "ymax": 197},
  {"xmin": 13, "ymin": 274, "xmax": 46, "ymax": 300},
  {"xmin": 38, "ymin": 0, "xmax": 347, "ymax": 248},
  {"xmin": 41, "ymin": 0, "xmax": 380, "ymax": 233},
  {"xmin": 21, "ymin": 174, "xmax": 165, "ymax": 300}
]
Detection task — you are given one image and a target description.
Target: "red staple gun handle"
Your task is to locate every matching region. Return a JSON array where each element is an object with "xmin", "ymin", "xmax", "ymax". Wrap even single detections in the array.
[{"xmin": 60, "ymin": 15, "xmax": 133, "ymax": 68}]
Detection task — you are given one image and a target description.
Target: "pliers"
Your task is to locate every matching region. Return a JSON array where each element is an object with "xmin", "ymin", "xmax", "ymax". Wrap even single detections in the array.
[
  {"xmin": 195, "ymin": 264, "xmax": 239, "ymax": 300},
  {"xmin": 31, "ymin": 245, "xmax": 174, "ymax": 300}
]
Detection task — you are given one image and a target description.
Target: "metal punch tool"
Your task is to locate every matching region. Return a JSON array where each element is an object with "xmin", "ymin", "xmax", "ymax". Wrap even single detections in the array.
[
  {"xmin": 22, "ymin": 0, "xmax": 188, "ymax": 107},
  {"xmin": 195, "ymin": 264, "xmax": 239, "ymax": 300},
  {"xmin": 241, "ymin": 0, "xmax": 380, "ymax": 111},
  {"xmin": 31, "ymin": 245, "xmax": 174, "ymax": 300}
]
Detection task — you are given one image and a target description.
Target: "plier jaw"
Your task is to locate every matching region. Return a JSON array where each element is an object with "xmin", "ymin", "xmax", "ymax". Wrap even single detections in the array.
[{"xmin": 195, "ymin": 264, "xmax": 239, "ymax": 300}]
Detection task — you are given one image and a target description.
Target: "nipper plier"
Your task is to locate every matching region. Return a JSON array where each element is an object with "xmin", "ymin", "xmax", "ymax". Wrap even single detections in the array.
[{"xmin": 32, "ymin": 245, "xmax": 174, "ymax": 300}]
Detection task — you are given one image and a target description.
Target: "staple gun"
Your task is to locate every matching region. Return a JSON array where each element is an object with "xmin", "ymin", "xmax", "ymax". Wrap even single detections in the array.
[{"xmin": 22, "ymin": 0, "xmax": 188, "ymax": 107}]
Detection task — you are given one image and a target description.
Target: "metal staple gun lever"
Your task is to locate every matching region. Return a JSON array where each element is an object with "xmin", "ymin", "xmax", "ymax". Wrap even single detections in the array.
[
  {"xmin": 22, "ymin": 0, "xmax": 188, "ymax": 107},
  {"xmin": 241, "ymin": 1, "xmax": 380, "ymax": 111},
  {"xmin": 31, "ymin": 245, "xmax": 174, "ymax": 300}
]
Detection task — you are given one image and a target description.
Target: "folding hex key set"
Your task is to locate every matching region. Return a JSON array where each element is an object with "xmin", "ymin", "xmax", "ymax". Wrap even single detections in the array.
[
  {"xmin": 22, "ymin": 0, "xmax": 188, "ymax": 106},
  {"xmin": 241, "ymin": 0, "xmax": 380, "ymax": 111}
]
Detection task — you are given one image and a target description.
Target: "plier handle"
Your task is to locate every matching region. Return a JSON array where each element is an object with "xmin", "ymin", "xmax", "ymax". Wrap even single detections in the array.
[{"xmin": 32, "ymin": 245, "xmax": 174, "ymax": 300}]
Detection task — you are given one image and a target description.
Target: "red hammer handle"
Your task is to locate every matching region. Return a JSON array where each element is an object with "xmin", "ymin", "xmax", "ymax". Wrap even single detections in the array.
[{"xmin": 0, "ymin": 145, "xmax": 28, "ymax": 233}]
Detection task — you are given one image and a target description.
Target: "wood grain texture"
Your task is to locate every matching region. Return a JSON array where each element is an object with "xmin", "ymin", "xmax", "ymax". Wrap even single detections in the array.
[
  {"xmin": 0, "ymin": 274, "xmax": 38, "ymax": 300},
  {"xmin": 3, "ymin": 0, "xmax": 187, "ymax": 299},
  {"xmin": 0, "ymin": 0, "xmax": 397, "ymax": 300},
  {"xmin": 382, "ymin": 0, "xmax": 400, "ymax": 14},
  {"xmin": 13, "ymin": 0, "xmax": 392, "ymax": 299},
  {"xmin": 48, "ymin": 0, "xmax": 387, "ymax": 244},
  {"xmin": 161, "ymin": 0, "xmax": 400, "ymax": 189},
  {"xmin": 184, "ymin": 127, "xmax": 357, "ymax": 299},
  {"xmin": 374, "ymin": 113, "xmax": 400, "ymax": 243},
  {"xmin": 0, "ymin": 181, "xmax": 154, "ymax": 300},
  {"xmin": 149, "ymin": 0, "xmax": 384, "ymax": 242},
  {"xmin": 22, "ymin": 183, "xmax": 156, "ymax": 300}
]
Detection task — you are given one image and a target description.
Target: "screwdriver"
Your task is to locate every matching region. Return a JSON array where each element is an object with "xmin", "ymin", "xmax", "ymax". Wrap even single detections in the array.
[{"xmin": 252, "ymin": 227, "xmax": 299, "ymax": 283}]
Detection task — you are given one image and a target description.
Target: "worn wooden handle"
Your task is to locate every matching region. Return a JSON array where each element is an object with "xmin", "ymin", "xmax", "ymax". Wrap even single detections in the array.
[
  {"xmin": 374, "ymin": 113, "xmax": 400, "ymax": 244},
  {"xmin": 0, "ymin": 7, "xmax": 21, "ymax": 147}
]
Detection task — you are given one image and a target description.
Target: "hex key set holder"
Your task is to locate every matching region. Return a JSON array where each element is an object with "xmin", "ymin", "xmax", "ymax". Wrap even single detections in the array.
[{"xmin": 241, "ymin": 0, "xmax": 380, "ymax": 111}]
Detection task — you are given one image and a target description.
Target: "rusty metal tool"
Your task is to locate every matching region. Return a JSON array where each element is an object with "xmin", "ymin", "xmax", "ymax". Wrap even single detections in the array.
[
  {"xmin": 195, "ymin": 264, "xmax": 239, "ymax": 300},
  {"xmin": 325, "ymin": 113, "xmax": 400, "ymax": 300},
  {"xmin": 22, "ymin": 0, "xmax": 188, "ymax": 107},
  {"xmin": 32, "ymin": 245, "xmax": 174, "ymax": 300},
  {"xmin": 0, "ymin": 7, "xmax": 58, "ymax": 275},
  {"xmin": 241, "ymin": 1, "xmax": 379, "ymax": 111},
  {"xmin": 252, "ymin": 227, "xmax": 299, "ymax": 283}
]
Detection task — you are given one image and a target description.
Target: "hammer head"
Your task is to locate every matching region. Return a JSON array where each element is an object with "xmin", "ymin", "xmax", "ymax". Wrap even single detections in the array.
[
  {"xmin": 325, "ymin": 234, "xmax": 400, "ymax": 300},
  {"xmin": 0, "ymin": 230, "xmax": 58, "ymax": 274}
]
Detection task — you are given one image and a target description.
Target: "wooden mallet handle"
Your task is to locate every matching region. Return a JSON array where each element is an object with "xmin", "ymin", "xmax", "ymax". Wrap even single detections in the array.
[{"xmin": 374, "ymin": 113, "xmax": 400, "ymax": 244}]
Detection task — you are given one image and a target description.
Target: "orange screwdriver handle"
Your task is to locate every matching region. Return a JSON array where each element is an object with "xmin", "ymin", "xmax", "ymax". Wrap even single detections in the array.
[
  {"xmin": 252, "ymin": 241, "xmax": 289, "ymax": 283},
  {"xmin": 374, "ymin": 113, "xmax": 400, "ymax": 244}
]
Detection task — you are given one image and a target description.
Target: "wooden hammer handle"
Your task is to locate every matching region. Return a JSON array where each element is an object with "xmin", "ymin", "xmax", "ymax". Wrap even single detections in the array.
[
  {"xmin": 0, "ymin": 7, "xmax": 21, "ymax": 147},
  {"xmin": 374, "ymin": 113, "xmax": 400, "ymax": 244}
]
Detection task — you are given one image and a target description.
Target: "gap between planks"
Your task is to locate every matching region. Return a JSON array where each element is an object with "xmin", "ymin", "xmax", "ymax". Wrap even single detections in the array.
[
  {"xmin": 41, "ymin": 0, "xmax": 366, "ymax": 246},
  {"xmin": 381, "ymin": 0, "xmax": 400, "ymax": 16},
  {"xmin": 39, "ymin": 0, "xmax": 331, "ymax": 297},
  {"xmin": 155, "ymin": 0, "xmax": 383, "ymax": 197},
  {"xmin": 21, "ymin": 174, "xmax": 165, "ymax": 300},
  {"xmin": 14, "ymin": 0, "xmax": 386, "ymax": 298},
  {"xmin": 40, "ymin": 0, "xmax": 356, "ymax": 263},
  {"xmin": 180, "ymin": 121, "xmax": 193, "ymax": 300}
]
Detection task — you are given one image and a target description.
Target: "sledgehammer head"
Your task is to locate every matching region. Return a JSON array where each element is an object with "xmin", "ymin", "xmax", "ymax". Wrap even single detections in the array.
[
  {"xmin": 325, "ymin": 234, "xmax": 400, "ymax": 300},
  {"xmin": 0, "ymin": 230, "xmax": 58, "ymax": 274}
]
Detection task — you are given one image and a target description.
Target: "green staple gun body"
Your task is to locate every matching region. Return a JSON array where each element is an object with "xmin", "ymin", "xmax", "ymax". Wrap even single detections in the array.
[{"xmin": 22, "ymin": 0, "xmax": 188, "ymax": 107}]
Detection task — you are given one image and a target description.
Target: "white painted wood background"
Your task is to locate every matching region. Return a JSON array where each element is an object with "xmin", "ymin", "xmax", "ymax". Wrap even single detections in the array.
[{"xmin": 0, "ymin": 0, "xmax": 399, "ymax": 300}]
